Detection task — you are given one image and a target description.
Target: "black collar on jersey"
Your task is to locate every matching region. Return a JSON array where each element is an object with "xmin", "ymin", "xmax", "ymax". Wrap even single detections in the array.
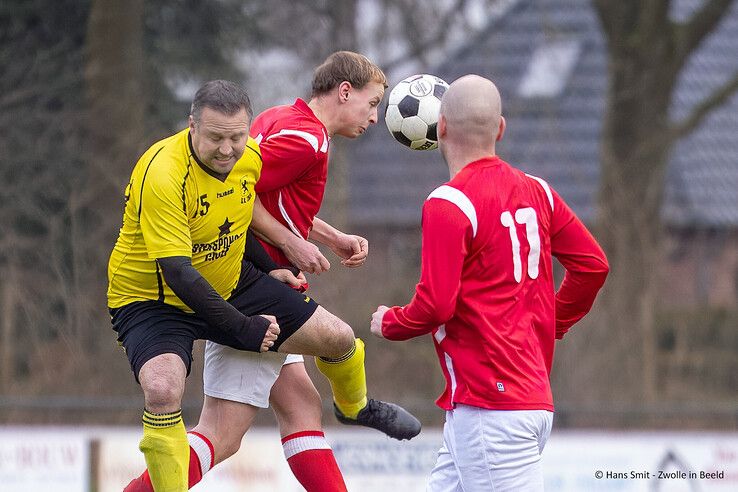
[{"xmin": 188, "ymin": 132, "xmax": 230, "ymax": 182}]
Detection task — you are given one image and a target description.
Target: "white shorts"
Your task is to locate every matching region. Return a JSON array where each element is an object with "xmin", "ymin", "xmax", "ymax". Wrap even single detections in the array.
[
  {"xmin": 427, "ymin": 405, "xmax": 553, "ymax": 492},
  {"xmin": 203, "ymin": 341, "xmax": 304, "ymax": 408}
]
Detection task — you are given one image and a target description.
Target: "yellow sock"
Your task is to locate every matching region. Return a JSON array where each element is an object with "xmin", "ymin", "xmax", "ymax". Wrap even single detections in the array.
[
  {"xmin": 140, "ymin": 409, "xmax": 189, "ymax": 492},
  {"xmin": 316, "ymin": 338, "xmax": 368, "ymax": 418}
]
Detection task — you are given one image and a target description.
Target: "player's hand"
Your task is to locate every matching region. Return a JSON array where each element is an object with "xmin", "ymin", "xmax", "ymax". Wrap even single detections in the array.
[
  {"xmin": 283, "ymin": 235, "xmax": 331, "ymax": 274},
  {"xmin": 259, "ymin": 314, "xmax": 280, "ymax": 352},
  {"xmin": 269, "ymin": 268, "xmax": 307, "ymax": 289},
  {"xmin": 330, "ymin": 233, "xmax": 369, "ymax": 268},
  {"xmin": 370, "ymin": 305, "xmax": 389, "ymax": 339}
]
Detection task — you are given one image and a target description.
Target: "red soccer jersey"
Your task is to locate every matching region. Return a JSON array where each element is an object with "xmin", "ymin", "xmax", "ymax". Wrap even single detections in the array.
[
  {"xmin": 381, "ymin": 156, "xmax": 608, "ymax": 411},
  {"xmin": 250, "ymin": 99, "xmax": 330, "ymax": 266}
]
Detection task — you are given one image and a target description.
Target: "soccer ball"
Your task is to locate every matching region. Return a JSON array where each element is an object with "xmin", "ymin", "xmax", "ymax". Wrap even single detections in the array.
[{"xmin": 385, "ymin": 74, "xmax": 449, "ymax": 150}]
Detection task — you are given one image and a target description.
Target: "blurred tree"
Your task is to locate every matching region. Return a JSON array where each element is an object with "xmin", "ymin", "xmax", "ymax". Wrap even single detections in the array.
[
  {"xmin": 0, "ymin": 0, "xmax": 90, "ymax": 395},
  {"xmin": 0, "ymin": 0, "xmax": 272, "ymax": 412},
  {"xmin": 593, "ymin": 0, "xmax": 738, "ymax": 402}
]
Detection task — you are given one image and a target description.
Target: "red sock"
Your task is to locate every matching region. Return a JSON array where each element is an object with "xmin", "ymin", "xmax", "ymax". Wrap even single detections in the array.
[
  {"xmin": 123, "ymin": 431, "xmax": 214, "ymax": 491},
  {"xmin": 282, "ymin": 431, "xmax": 347, "ymax": 492}
]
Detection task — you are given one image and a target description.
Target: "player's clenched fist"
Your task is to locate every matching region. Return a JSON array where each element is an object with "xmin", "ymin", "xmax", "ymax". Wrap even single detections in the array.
[
  {"xmin": 259, "ymin": 314, "xmax": 280, "ymax": 352},
  {"xmin": 370, "ymin": 305, "xmax": 389, "ymax": 339}
]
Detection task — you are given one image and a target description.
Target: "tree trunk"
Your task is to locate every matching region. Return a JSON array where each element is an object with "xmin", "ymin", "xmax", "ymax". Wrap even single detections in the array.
[
  {"xmin": 79, "ymin": 0, "xmax": 145, "ymax": 351},
  {"xmin": 85, "ymin": 0, "xmax": 145, "ymax": 181},
  {"xmin": 0, "ymin": 274, "xmax": 15, "ymax": 392},
  {"xmin": 596, "ymin": 33, "xmax": 677, "ymax": 402}
]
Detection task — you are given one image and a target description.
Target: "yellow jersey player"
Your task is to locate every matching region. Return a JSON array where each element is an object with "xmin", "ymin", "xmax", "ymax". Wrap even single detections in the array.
[
  {"xmin": 112, "ymin": 78, "xmax": 420, "ymax": 492},
  {"xmin": 108, "ymin": 80, "xmax": 285, "ymax": 491}
]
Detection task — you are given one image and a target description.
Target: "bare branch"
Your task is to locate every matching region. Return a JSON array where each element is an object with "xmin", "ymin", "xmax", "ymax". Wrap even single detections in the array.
[
  {"xmin": 381, "ymin": 0, "xmax": 474, "ymax": 72},
  {"xmin": 674, "ymin": 0, "xmax": 735, "ymax": 60},
  {"xmin": 669, "ymin": 70, "xmax": 738, "ymax": 140}
]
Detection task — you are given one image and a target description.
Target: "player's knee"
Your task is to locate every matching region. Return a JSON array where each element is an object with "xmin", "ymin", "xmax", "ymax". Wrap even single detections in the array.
[
  {"xmin": 321, "ymin": 318, "xmax": 355, "ymax": 357},
  {"xmin": 141, "ymin": 377, "xmax": 183, "ymax": 411},
  {"xmin": 335, "ymin": 322, "xmax": 356, "ymax": 354},
  {"xmin": 138, "ymin": 354, "xmax": 186, "ymax": 412}
]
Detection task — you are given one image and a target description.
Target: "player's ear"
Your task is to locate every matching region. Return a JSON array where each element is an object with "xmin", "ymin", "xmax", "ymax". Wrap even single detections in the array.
[
  {"xmin": 338, "ymin": 81, "xmax": 352, "ymax": 103},
  {"xmin": 438, "ymin": 113, "xmax": 448, "ymax": 139},
  {"xmin": 496, "ymin": 116, "xmax": 506, "ymax": 142},
  {"xmin": 188, "ymin": 115, "xmax": 196, "ymax": 132}
]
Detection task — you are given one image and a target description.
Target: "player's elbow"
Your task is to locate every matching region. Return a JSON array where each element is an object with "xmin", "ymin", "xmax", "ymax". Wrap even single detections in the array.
[
  {"xmin": 429, "ymin": 304, "xmax": 455, "ymax": 326},
  {"xmin": 584, "ymin": 267, "xmax": 609, "ymax": 296},
  {"xmin": 594, "ymin": 257, "xmax": 609, "ymax": 286}
]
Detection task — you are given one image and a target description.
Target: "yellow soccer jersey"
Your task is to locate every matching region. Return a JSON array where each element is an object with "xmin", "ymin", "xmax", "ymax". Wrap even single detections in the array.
[{"xmin": 107, "ymin": 128, "xmax": 261, "ymax": 311}]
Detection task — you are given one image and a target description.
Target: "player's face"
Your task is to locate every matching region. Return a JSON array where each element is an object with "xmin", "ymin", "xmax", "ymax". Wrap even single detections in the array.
[
  {"xmin": 336, "ymin": 81, "xmax": 385, "ymax": 138},
  {"xmin": 189, "ymin": 107, "xmax": 250, "ymax": 174}
]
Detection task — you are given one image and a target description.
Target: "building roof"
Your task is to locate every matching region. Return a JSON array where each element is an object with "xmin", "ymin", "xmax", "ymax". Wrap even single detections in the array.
[{"xmin": 348, "ymin": 0, "xmax": 738, "ymax": 228}]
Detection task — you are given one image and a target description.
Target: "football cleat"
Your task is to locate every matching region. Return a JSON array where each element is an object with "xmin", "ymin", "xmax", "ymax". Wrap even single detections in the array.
[{"xmin": 334, "ymin": 398, "xmax": 421, "ymax": 440}]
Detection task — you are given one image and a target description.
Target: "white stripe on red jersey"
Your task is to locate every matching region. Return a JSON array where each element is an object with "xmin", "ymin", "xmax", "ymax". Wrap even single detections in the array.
[
  {"xmin": 427, "ymin": 185, "xmax": 478, "ymax": 237},
  {"xmin": 266, "ymin": 128, "xmax": 320, "ymax": 152}
]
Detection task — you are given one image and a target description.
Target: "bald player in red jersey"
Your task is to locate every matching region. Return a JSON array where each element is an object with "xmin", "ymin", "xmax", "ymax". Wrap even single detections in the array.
[{"xmin": 371, "ymin": 75, "xmax": 609, "ymax": 491}]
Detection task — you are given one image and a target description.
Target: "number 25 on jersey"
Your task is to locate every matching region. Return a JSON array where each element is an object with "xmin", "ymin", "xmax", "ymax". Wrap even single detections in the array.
[{"xmin": 500, "ymin": 207, "xmax": 540, "ymax": 282}]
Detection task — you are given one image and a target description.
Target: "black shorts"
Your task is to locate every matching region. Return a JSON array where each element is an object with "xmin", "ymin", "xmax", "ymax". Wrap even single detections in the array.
[{"xmin": 110, "ymin": 262, "xmax": 319, "ymax": 381}]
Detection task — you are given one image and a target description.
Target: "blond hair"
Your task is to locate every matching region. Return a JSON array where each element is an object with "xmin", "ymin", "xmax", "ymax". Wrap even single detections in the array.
[{"xmin": 311, "ymin": 51, "xmax": 387, "ymax": 97}]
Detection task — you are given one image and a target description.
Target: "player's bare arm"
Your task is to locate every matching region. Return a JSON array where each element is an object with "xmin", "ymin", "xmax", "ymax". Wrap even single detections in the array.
[
  {"xmin": 310, "ymin": 217, "xmax": 369, "ymax": 268},
  {"xmin": 249, "ymin": 197, "xmax": 288, "ymax": 247},
  {"xmin": 251, "ymin": 196, "xmax": 331, "ymax": 274}
]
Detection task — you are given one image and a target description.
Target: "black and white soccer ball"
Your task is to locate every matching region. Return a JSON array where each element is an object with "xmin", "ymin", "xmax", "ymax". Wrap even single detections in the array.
[{"xmin": 385, "ymin": 74, "xmax": 449, "ymax": 150}]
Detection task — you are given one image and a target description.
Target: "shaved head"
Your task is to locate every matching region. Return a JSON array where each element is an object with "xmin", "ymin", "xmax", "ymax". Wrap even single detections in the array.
[{"xmin": 439, "ymin": 74, "xmax": 502, "ymax": 148}]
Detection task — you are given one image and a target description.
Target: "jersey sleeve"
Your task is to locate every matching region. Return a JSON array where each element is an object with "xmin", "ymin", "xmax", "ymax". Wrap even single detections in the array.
[
  {"xmin": 550, "ymin": 190, "xmax": 609, "ymax": 338},
  {"xmin": 254, "ymin": 132, "xmax": 319, "ymax": 192},
  {"xmin": 139, "ymin": 160, "xmax": 192, "ymax": 259},
  {"xmin": 382, "ymin": 197, "xmax": 473, "ymax": 341}
]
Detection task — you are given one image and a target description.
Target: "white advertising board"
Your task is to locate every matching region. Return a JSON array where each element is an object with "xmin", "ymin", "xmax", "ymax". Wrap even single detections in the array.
[{"xmin": 0, "ymin": 428, "xmax": 88, "ymax": 492}]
